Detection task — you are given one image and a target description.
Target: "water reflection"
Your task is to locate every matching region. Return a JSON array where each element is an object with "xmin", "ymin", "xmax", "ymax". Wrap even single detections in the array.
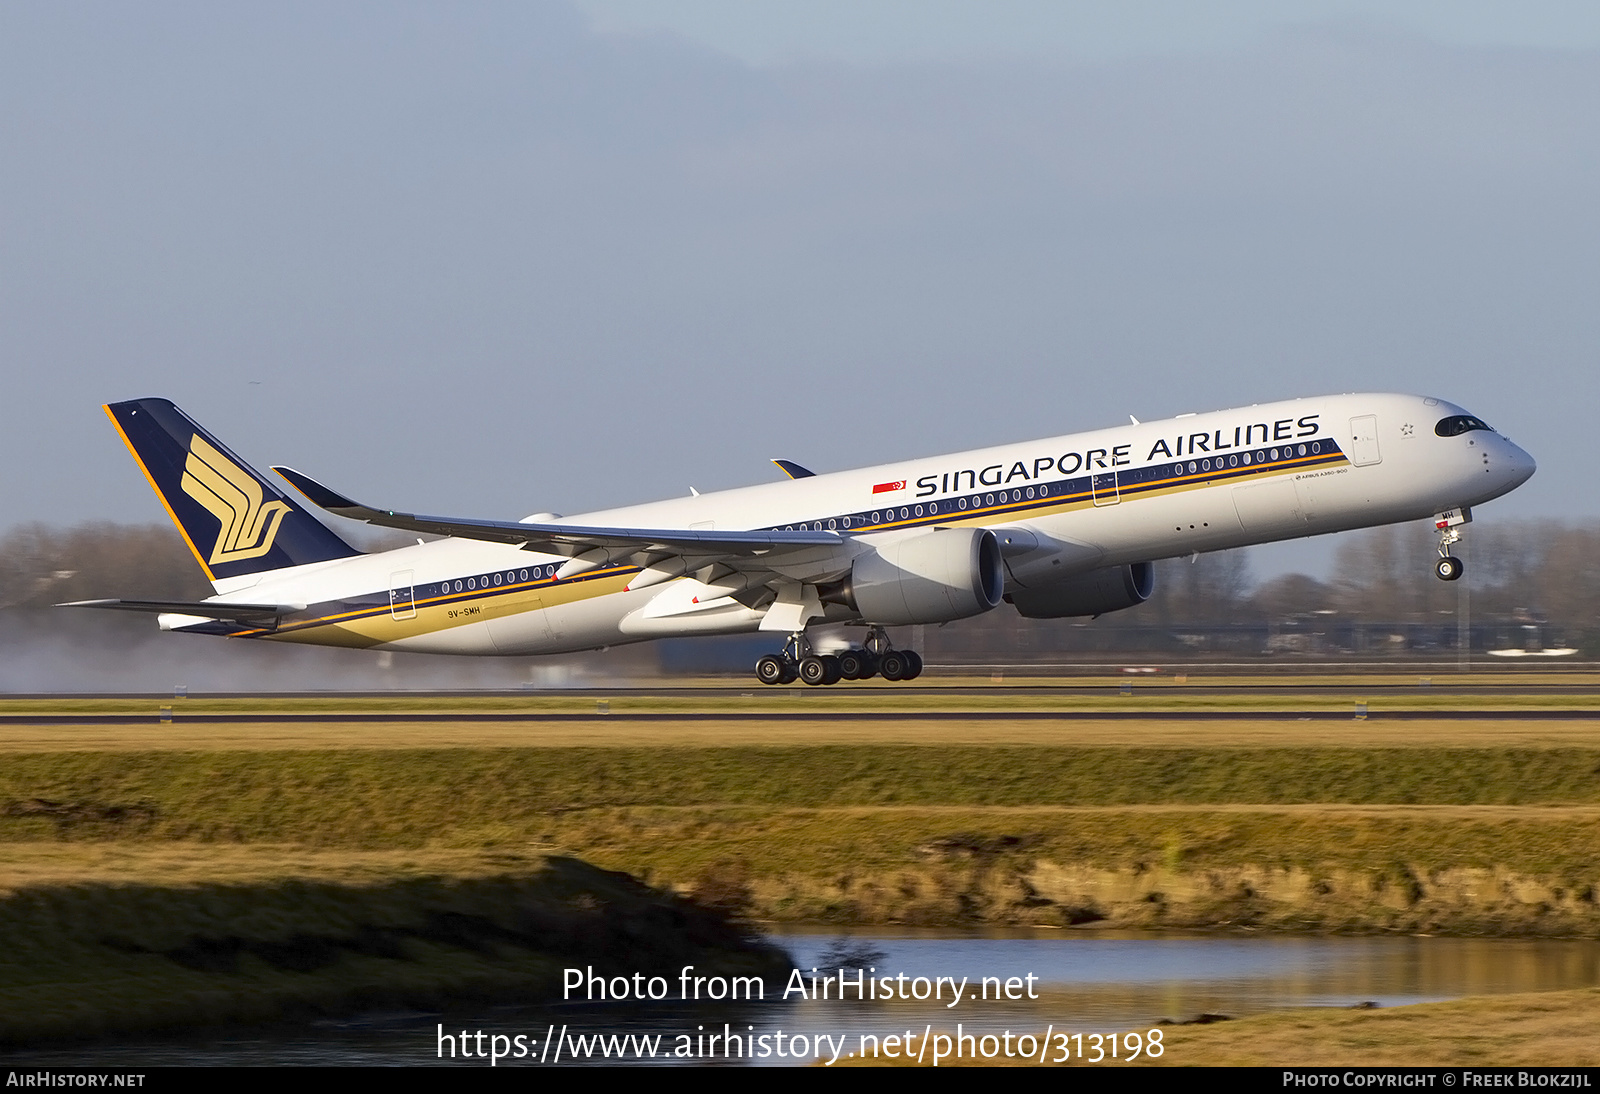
[
  {"xmin": 10, "ymin": 931, "xmax": 1600, "ymax": 1066},
  {"xmin": 786, "ymin": 929, "xmax": 1600, "ymax": 1012},
  {"xmin": 780, "ymin": 930, "xmax": 1600, "ymax": 1045}
]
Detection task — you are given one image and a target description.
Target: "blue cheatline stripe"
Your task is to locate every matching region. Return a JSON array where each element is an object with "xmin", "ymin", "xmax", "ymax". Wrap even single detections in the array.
[
  {"xmin": 215, "ymin": 441, "xmax": 1346, "ymax": 639},
  {"xmin": 773, "ymin": 440, "xmax": 1344, "ymax": 534}
]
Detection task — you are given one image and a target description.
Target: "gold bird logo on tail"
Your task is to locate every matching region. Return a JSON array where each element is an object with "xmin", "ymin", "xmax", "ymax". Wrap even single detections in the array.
[{"xmin": 180, "ymin": 434, "xmax": 291, "ymax": 564}]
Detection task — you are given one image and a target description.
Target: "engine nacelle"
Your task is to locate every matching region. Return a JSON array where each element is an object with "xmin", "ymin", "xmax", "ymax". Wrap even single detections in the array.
[
  {"xmin": 840, "ymin": 528, "xmax": 1005, "ymax": 625},
  {"xmin": 1006, "ymin": 562, "xmax": 1155, "ymax": 619}
]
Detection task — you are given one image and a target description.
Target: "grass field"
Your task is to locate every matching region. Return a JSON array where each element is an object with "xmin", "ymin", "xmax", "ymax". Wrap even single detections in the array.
[
  {"xmin": 0, "ymin": 852, "xmax": 790, "ymax": 1045},
  {"xmin": 3, "ymin": 738, "xmax": 1599, "ymax": 931},
  {"xmin": 3, "ymin": 715, "xmax": 1600, "ymax": 751},
  {"xmin": 2, "ymin": 677, "xmax": 1598, "ymax": 1053}
]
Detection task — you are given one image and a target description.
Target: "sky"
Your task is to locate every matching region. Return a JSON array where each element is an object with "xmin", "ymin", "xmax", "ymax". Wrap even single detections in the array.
[{"xmin": 3, "ymin": 1, "xmax": 1596, "ymax": 582}]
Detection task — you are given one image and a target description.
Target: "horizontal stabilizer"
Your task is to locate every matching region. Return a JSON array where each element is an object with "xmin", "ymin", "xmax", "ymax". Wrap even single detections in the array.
[
  {"xmin": 59, "ymin": 598, "xmax": 302, "ymax": 620},
  {"xmin": 272, "ymin": 466, "xmax": 844, "ymax": 558}
]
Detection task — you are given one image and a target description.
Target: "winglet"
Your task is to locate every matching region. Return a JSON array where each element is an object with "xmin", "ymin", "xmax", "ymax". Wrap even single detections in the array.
[
  {"xmin": 272, "ymin": 466, "xmax": 369, "ymax": 516},
  {"xmin": 771, "ymin": 459, "xmax": 816, "ymax": 480}
]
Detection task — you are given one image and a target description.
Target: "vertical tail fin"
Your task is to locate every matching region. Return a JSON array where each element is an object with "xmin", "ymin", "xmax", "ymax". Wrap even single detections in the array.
[{"xmin": 105, "ymin": 398, "xmax": 361, "ymax": 584}]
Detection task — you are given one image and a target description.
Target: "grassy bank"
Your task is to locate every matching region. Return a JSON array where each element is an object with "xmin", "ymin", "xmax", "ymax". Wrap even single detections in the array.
[
  {"xmin": 0, "ymin": 853, "xmax": 788, "ymax": 1045},
  {"xmin": 1137, "ymin": 987, "xmax": 1600, "ymax": 1067},
  {"xmin": 3, "ymin": 744, "xmax": 1599, "ymax": 934},
  {"xmin": 4, "ymin": 804, "xmax": 1597, "ymax": 936}
]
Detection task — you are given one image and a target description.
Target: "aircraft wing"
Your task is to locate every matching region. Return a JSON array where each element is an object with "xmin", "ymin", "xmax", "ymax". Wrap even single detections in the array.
[{"xmin": 271, "ymin": 467, "xmax": 849, "ymax": 583}]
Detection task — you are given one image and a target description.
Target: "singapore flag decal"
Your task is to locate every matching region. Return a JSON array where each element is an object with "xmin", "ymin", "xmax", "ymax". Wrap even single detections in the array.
[{"xmin": 872, "ymin": 480, "xmax": 906, "ymax": 494}]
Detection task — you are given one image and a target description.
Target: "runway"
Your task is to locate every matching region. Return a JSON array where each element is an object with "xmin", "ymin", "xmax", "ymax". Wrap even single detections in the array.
[
  {"xmin": 5, "ymin": 707, "xmax": 1600, "ymax": 725},
  {"xmin": 5, "ymin": 675, "xmax": 1598, "ymax": 749},
  {"xmin": 10, "ymin": 679, "xmax": 1600, "ymax": 700}
]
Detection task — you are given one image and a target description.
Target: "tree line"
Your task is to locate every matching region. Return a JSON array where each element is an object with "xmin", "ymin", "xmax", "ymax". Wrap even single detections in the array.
[{"xmin": 3, "ymin": 518, "xmax": 1596, "ymax": 663}]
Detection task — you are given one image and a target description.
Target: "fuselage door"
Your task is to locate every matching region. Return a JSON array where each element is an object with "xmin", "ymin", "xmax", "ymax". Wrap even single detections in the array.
[
  {"xmin": 1091, "ymin": 470, "xmax": 1120, "ymax": 506},
  {"xmin": 1349, "ymin": 415, "xmax": 1382, "ymax": 466},
  {"xmin": 389, "ymin": 570, "xmax": 416, "ymax": 621}
]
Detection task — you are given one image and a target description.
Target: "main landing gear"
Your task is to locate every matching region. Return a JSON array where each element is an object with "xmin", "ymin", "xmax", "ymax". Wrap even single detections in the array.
[
  {"xmin": 1433, "ymin": 508, "xmax": 1471, "ymax": 582},
  {"xmin": 754, "ymin": 626, "xmax": 923, "ymax": 686}
]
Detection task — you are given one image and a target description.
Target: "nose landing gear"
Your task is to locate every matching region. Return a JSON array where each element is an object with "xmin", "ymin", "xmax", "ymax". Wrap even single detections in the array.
[{"xmin": 1433, "ymin": 507, "xmax": 1471, "ymax": 582}]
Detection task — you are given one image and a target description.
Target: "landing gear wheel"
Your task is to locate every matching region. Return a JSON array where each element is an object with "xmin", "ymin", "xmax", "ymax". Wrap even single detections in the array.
[
  {"xmin": 902, "ymin": 650, "xmax": 924, "ymax": 680},
  {"xmin": 879, "ymin": 650, "xmax": 911, "ymax": 682},
  {"xmin": 755, "ymin": 655, "xmax": 790, "ymax": 685},
  {"xmin": 799, "ymin": 655, "xmax": 833, "ymax": 686},
  {"xmin": 1435, "ymin": 556, "xmax": 1464, "ymax": 582},
  {"xmin": 837, "ymin": 650, "xmax": 868, "ymax": 680}
]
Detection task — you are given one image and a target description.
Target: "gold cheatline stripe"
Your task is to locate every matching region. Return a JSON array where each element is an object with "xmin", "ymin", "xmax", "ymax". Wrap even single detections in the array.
[
  {"xmin": 239, "ymin": 565, "xmax": 638, "ymax": 639},
  {"xmin": 233, "ymin": 453, "xmax": 1345, "ymax": 640}
]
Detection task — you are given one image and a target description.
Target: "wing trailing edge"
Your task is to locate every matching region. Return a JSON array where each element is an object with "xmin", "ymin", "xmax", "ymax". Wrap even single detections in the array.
[
  {"xmin": 58, "ymin": 599, "xmax": 304, "ymax": 620},
  {"xmin": 271, "ymin": 466, "xmax": 843, "ymax": 558}
]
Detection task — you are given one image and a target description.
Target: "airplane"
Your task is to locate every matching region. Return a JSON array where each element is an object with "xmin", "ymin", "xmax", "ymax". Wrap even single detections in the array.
[{"xmin": 65, "ymin": 393, "xmax": 1535, "ymax": 685}]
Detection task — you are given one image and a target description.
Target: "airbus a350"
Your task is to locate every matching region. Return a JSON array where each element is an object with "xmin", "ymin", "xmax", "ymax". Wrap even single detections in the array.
[{"xmin": 67, "ymin": 393, "xmax": 1535, "ymax": 684}]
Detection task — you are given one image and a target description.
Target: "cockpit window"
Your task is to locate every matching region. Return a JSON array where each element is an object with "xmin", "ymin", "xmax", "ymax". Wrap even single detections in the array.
[{"xmin": 1434, "ymin": 415, "xmax": 1494, "ymax": 438}]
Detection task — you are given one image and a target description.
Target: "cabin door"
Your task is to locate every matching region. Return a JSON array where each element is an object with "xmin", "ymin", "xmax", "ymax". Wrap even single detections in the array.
[
  {"xmin": 388, "ymin": 571, "xmax": 416, "ymax": 621},
  {"xmin": 1349, "ymin": 415, "xmax": 1382, "ymax": 466}
]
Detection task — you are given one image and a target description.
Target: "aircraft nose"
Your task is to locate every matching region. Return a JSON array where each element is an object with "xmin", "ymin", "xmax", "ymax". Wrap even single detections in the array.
[{"xmin": 1501, "ymin": 437, "xmax": 1536, "ymax": 488}]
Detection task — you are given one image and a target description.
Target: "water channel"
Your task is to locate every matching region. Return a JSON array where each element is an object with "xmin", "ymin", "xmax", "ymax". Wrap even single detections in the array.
[{"xmin": 13, "ymin": 930, "xmax": 1600, "ymax": 1066}]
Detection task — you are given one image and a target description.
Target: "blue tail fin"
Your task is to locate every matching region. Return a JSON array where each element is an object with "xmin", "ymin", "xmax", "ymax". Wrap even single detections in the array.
[{"xmin": 106, "ymin": 398, "xmax": 361, "ymax": 583}]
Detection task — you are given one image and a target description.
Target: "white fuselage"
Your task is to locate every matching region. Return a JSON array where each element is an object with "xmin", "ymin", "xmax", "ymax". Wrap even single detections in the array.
[{"xmin": 189, "ymin": 393, "xmax": 1535, "ymax": 655}]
